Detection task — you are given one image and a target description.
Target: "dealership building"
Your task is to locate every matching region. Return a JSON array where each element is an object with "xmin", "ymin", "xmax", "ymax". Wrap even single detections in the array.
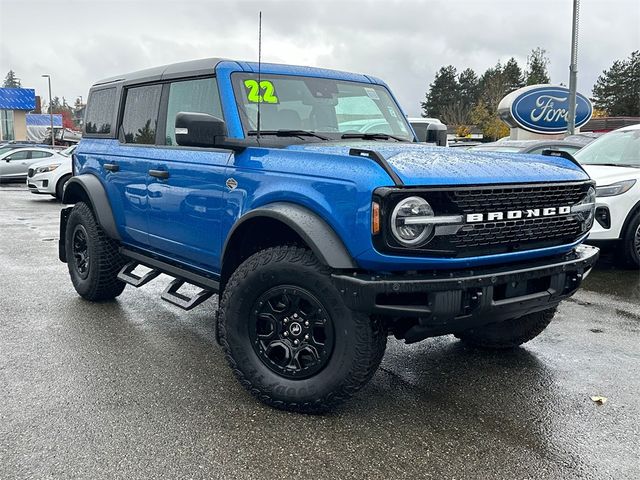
[{"xmin": 0, "ymin": 87, "xmax": 37, "ymax": 142}]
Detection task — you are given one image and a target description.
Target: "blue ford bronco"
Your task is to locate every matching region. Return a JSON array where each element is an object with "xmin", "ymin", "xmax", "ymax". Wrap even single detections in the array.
[{"xmin": 60, "ymin": 58, "xmax": 599, "ymax": 412}]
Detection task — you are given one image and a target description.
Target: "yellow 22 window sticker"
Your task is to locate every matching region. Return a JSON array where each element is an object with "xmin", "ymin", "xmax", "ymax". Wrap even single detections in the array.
[{"xmin": 244, "ymin": 79, "xmax": 279, "ymax": 104}]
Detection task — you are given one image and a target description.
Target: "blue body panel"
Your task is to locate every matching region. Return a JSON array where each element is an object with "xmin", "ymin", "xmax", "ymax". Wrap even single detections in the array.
[{"xmin": 76, "ymin": 60, "xmax": 592, "ymax": 276}]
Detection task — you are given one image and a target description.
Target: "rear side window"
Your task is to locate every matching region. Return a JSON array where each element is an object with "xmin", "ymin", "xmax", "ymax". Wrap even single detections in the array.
[
  {"xmin": 85, "ymin": 88, "xmax": 116, "ymax": 135},
  {"xmin": 164, "ymin": 78, "xmax": 223, "ymax": 146},
  {"xmin": 30, "ymin": 151, "xmax": 53, "ymax": 159},
  {"xmin": 121, "ymin": 85, "xmax": 162, "ymax": 145}
]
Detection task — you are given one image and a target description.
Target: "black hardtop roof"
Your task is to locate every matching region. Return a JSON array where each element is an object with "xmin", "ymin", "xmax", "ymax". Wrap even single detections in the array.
[{"xmin": 93, "ymin": 57, "xmax": 228, "ymax": 87}]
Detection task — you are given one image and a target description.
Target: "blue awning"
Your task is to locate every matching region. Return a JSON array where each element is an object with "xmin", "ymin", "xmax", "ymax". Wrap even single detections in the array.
[
  {"xmin": 26, "ymin": 113, "xmax": 63, "ymax": 127},
  {"xmin": 0, "ymin": 87, "xmax": 36, "ymax": 110}
]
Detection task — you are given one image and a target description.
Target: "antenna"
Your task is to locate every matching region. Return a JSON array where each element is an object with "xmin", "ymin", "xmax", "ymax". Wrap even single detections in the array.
[{"xmin": 256, "ymin": 11, "xmax": 262, "ymax": 140}]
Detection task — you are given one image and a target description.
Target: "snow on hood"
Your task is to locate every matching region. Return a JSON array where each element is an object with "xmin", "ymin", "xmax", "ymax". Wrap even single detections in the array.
[{"xmin": 286, "ymin": 141, "xmax": 589, "ymax": 186}]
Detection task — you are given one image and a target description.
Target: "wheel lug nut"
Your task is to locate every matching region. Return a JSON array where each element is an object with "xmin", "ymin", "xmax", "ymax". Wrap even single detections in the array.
[
  {"xmin": 294, "ymin": 339, "xmax": 299, "ymax": 345},
  {"xmin": 284, "ymin": 318, "xmax": 288, "ymax": 323},
  {"xmin": 284, "ymin": 331, "xmax": 289, "ymax": 336},
  {"xmin": 304, "ymin": 334, "xmax": 309, "ymax": 340},
  {"xmin": 304, "ymin": 321, "xmax": 309, "ymax": 326}
]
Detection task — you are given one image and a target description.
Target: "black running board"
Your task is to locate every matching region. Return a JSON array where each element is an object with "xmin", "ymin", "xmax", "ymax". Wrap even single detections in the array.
[
  {"xmin": 119, "ymin": 248, "xmax": 219, "ymax": 311},
  {"xmin": 161, "ymin": 279, "xmax": 214, "ymax": 310}
]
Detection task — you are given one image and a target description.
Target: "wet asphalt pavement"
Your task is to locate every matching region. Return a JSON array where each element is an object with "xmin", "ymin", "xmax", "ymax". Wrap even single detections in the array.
[{"xmin": 1, "ymin": 184, "xmax": 639, "ymax": 480}]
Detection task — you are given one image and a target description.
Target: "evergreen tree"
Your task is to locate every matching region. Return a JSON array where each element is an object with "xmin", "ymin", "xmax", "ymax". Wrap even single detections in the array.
[
  {"xmin": 526, "ymin": 48, "xmax": 551, "ymax": 85},
  {"xmin": 503, "ymin": 57, "xmax": 525, "ymax": 93},
  {"xmin": 421, "ymin": 65, "xmax": 459, "ymax": 119},
  {"xmin": 478, "ymin": 63, "xmax": 506, "ymax": 110},
  {"xmin": 458, "ymin": 68, "xmax": 480, "ymax": 109},
  {"xmin": 3, "ymin": 70, "xmax": 21, "ymax": 88},
  {"xmin": 592, "ymin": 50, "xmax": 640, "ymax": 116}
]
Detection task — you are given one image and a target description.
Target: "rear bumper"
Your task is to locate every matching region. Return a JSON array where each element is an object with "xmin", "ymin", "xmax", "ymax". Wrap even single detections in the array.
[{"xmin": 332, "ymin": 245, "xmax": 599, "ymax": 339}]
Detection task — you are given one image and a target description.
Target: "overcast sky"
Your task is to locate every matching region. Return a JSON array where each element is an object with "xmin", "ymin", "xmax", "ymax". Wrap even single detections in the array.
[{"xmin": 0, "ymin": 0, "xmax": 638, "ymax": 116}]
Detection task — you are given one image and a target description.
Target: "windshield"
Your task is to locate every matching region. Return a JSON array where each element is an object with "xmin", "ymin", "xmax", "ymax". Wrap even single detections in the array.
[
  {"xmin": 575, "ymin": 128, "xmax": 640, "ymax": 167},
  {"xmin": 231, "ymin": 73, "xmax": 414, "ymax": 141}
]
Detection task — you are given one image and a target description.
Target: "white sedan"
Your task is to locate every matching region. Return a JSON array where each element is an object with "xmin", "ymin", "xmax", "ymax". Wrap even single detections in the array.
[
  {"xmin": 0, "ymin": 147, "xmax": 61, "ymax": 183},
  {"xmin": 576, "ymin": 124, "xmax": 640, "ymax": 268},
  {"xmin": 26, "ymin": 145, "xmax": 75, "ymax": 200}
]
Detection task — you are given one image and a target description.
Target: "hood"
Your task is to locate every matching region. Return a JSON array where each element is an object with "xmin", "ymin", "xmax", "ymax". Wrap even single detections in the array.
[
  {"xmin": 581, "ymin": 164, "xmax": 640, "ymax": 186},
  {"xmin": 286, "ymin": 141, "xmax": 589, "ymax": 186}
]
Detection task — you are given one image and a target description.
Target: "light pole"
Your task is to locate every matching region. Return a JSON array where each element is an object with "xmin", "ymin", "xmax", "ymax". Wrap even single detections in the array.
[
  {"xmin": 567, "ymin": 0, "xmax": 580, "ymax": 135},
  {"xmin": 42, "ymin": 74, "xmax": 55, "ymax": 146}
]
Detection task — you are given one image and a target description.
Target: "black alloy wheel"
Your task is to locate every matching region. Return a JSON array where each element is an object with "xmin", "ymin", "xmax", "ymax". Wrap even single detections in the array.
[
  {"xmin": 72, "ymin": 224, "xmax": 90, "ymax": 279},
  {"xmin": 249, "ymin": 286, "xmax": 335, "ymax": 379}
]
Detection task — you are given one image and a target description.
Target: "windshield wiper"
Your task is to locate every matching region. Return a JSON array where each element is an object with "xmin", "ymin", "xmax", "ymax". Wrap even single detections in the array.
[
  {"xmin": 340, "ymin": 132, "xmax": 407, "ymax": 142},
  {"xmin": 247, "ymin": 129, "xmax": 330, "ymax": 140},
  {"xmin": 584, "ymin": 162, "xmax": 640, "ymax": 168}
]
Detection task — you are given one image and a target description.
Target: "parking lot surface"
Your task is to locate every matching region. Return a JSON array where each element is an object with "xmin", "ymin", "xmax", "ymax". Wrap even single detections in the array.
[{"xmin": 1, "ymin": 184, "xmax": 639, "ymax": 480}]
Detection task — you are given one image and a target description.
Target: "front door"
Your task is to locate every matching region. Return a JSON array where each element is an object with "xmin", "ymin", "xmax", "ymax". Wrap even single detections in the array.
[{"xmin": 145, "ymin": 77, "xmax": 231, "ymax": 273}]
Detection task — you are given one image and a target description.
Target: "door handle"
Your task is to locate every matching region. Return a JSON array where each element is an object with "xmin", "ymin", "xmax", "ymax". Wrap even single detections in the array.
[
  {"xmin": 149, "ymin": 169, "xmax": 170, "ymax": 179},
  {"xmin": 104, "ymin": 163, "xmax": 120, "ymax": 172}
]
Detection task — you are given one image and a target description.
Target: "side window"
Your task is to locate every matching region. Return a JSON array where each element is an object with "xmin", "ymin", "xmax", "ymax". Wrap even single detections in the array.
[
  {"xmin": 85, "ymin": 88, "xmax": 116, "ymax": 135},
  {"xmin": 165, "ymin": 78, "xmax": 223, "ymax": 146},
  {"xmin": 121, "ymin": 84, "xmax": 162, "ymax": 145},
  {"xmin": 30, "ymin": 151, "xmax": 53, "ymax": 159},
  {"xmin": 8, "ymin": 151, "xmax": 29, "ymax": 160}
]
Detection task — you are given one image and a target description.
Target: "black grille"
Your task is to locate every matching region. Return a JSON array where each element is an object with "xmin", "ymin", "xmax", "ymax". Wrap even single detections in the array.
[
  {"xmin": 377, "ymin": 181, "xmax": 593, "ymax": 258},
  {"xmin": 450, "ymin": 216, "xmax": 583, "ymax": 250},
  {"xmin": 448, "ymin": 183, "xmax": 588, "ymax": 213},
  {"xmin": 27, "ymin": 168, "xmax": 34, "ymax": 178}
]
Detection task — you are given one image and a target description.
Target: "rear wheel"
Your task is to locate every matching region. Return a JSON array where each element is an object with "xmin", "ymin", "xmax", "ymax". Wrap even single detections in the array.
[
  {"xmin": 455, "ymin": 307, "xmax": 556, "ymax": 349},
  {"xmin": 219, "ymin": 246, "xmax": 387, "ymax": 413},
  {"xmin": 55, "ymin": 174, "xmax": 72, "ymax": 201},
  {"xmin": 620, "ymin": 212, "xmax": 640, "ymax": 269},
  {"xmin": 65, "ymin": 201, "xmax": 126, "ymax": 301}
]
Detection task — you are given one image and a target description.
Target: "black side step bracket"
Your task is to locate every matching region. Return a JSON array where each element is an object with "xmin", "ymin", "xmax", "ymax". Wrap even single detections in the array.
[
  {"xmin": 117, "ymin": 261, "xmax": 161, "ymax": 287},
  {"xmin": 160, "ymin": 279, "xmax": 214, "ymax": 311}
]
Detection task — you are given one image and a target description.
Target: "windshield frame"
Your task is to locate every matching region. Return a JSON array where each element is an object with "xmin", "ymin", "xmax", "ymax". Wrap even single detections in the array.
[{"xmin": 230, "ymin": 72, "xmax": 415, "ymax": 142}]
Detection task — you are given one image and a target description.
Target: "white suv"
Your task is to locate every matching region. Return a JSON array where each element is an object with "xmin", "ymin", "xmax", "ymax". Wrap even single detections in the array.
[
  {"xmin": 576, "ymin": 124, "xmax": 640, "ymax": 268},
  {"xmin": 27, "ymin": 145, "xmax": 75, "ymax": 200}
]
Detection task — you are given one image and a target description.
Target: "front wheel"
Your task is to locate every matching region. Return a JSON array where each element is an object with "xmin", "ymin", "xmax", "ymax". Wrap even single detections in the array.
[
  {"xmin": 455, "ymin": 307, "xmax": 557, "ymax": 349},
  {"xmin": 55, "ymin": 174, "xmax": 72, "ymax": 201},
  {"xmin": 219, "ymin": 246, "xmax": 387, "ymax": 413}
]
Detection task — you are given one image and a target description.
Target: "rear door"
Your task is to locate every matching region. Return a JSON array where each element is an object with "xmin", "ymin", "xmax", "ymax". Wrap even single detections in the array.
[
  {"xmin": 104, "ymin": 84, "xmax": 163, "ymax": 247},
  {"xmin": 145, "ymin": 76, "xmax": 231, "ymax": 272}
]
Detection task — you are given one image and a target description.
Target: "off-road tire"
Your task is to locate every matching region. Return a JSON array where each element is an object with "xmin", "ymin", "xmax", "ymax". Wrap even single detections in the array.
[
  {"xmin": 620, "ymin": 211, "xmax": 640, "ymax": 269},
  {"xmin": 455, "ymin": 307, "xmax": 557, "ymax": 349},
  {"xmin": 65, "ymin": 201, "xmax": 126, "ymax": 301},
  {"xmin": 55, "ymin": 174, "xmax": 72, "ymax": 201},
  {"xmin": 219, "ymin": 246, "xmax": 387, "ymax": 413}
]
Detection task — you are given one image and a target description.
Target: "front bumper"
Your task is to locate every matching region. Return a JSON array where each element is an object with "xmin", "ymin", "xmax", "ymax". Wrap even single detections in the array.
[
  {"xmin": 332, "ymin": 244, "xmax": 599, "ymax": 340},
  {"xmin": 26, "ymin": 174, "xmax": 54, "ymax": 194}
]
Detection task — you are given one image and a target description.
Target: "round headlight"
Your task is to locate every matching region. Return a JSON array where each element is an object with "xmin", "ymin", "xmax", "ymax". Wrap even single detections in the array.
[{"xmin": 391, "ymin": 196, "xmax": 434, "ymax": 246}]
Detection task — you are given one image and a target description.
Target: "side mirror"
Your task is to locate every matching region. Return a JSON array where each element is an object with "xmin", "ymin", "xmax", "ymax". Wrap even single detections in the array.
[
  {"xmin": 5, "ymin": 156, "xmax": 11, "ymax": 162},
  {"xmin": 426, "ymin": 123, "xmax": 448, "ymax": 147},
  {"xmin": 175, "ymin": 112, "xmax": 227, "ymax": 148}
]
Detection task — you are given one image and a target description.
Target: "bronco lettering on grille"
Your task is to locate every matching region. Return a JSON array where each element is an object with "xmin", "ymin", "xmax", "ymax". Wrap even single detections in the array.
[{"xmin": 466, "ymin": 206, "xmax": 571, "ymax": 223}]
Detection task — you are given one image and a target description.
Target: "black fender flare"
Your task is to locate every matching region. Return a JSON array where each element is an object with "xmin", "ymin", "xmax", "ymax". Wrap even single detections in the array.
[
  {"xmin": 62, "ymin": 174, "xmax": 121, "ymax": 241},
  {"xmin": 222, "ymin": 203, "xmax": 357, "ymax": 269}
]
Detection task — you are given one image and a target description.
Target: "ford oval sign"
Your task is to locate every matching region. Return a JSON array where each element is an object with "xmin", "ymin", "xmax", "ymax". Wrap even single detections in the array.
[{"xmin": 497, "ymin": 85, "xmax": 593, "ymax": 134}]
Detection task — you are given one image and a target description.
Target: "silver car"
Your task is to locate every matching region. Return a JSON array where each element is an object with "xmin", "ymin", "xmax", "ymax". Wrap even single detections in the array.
[{"xmin": 0, "ymin": 147, "xmax": 60, "ymax": 183}]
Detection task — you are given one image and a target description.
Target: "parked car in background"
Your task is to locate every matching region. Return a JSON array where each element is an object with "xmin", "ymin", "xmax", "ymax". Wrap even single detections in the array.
[
  {"xmin": 470, "ymin": 139, "xmax": 585, "ymax": 155},
  {"xmin": 576, "ymin": 124, "xmax": 640, "ymax": 268},
  {"xmin": 27, "ymin": 145, "xmax": 75, "ymax": 200},
  {"xmin": 0, "ymin": 147, "xmax": 61, "ymax": 183},
  {"xmin": 408, "ymin": 117, "xmax": 448, "ymax": 146}
]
